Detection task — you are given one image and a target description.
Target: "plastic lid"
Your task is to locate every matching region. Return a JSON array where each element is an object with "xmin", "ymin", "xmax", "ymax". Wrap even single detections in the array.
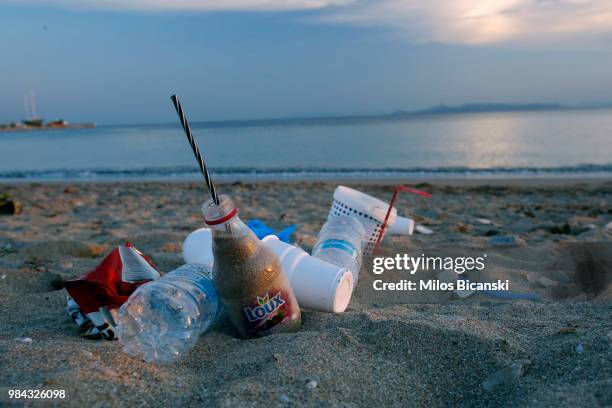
[{"xmin": 333, "ymin": 186, "xmax": 397, "ymax": 222}]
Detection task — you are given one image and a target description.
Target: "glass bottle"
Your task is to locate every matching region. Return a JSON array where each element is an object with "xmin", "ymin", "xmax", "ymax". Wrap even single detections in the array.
[{"xmin": 202, "ymin": 195, "xmax": 301, "ymax": 338}]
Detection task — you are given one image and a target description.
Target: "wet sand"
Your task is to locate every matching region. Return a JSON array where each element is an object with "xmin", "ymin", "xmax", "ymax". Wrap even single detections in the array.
[{"xmin": 0, "ymin": 180, "xmax": 611, "ymax": 407}]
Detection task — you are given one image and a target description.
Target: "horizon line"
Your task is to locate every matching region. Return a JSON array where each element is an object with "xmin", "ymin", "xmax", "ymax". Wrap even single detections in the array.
[{"xmin": 99, "ymin": 101, "xmax": 612, "ymax": 128}]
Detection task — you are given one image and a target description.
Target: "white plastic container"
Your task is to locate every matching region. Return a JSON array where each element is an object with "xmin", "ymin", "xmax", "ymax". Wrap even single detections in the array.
[
  {"xmin": 183, "ymin": 230, "xmax": 354, "ymax": 313},
  {"xmin": 182, "ymin": 228, "xmax": 214, "ymax": 269},
  {"xmin": 262, "ymin": 235, "xmax": 354, "ymax": 313},
  {"xmin": 329, "ymin": 186, "xmax": 415, "ymax": 254}
]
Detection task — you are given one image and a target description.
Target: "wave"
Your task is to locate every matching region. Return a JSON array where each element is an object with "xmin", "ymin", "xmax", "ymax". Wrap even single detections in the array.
[{"xmin": 1, "ymin": 164, "xmax": 612, "ymax": 181}]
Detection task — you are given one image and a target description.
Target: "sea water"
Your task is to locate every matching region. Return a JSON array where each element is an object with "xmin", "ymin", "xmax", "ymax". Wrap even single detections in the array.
[{"xmin": 1, "ymin": 109, "xmax": 611, "ymax": 181}]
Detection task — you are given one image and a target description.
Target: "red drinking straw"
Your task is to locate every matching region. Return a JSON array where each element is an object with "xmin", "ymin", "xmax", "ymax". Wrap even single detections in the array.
[{"xmin": 373, "ymin": 185, "xmax": 432, "ymax": 254}]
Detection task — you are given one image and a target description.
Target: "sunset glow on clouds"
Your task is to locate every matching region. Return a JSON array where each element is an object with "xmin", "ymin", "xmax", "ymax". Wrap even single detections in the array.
[{"xmin": 328, "ymin": 0, "xmax": 612, "ymax": 45}]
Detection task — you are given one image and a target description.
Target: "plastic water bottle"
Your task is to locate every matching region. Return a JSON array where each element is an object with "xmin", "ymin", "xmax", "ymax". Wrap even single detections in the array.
[
  {"xmin": 116, "ymin": 263, "xmax": 221, "ymax": 364},
  {"xmin": 312, "ymin": 215, "xmax": 366, "ymax": 286}
]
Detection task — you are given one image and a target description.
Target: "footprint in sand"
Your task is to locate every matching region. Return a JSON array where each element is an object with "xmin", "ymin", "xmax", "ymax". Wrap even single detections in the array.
[{"xmin": 17, "ymin": 240, "xmax": 105, "ymax": 261}]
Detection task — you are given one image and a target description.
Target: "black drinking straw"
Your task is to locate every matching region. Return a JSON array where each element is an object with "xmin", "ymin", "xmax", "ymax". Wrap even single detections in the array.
[{"xmin": 170, "ymin": 95, "xmax": 220, "ymax": 205}]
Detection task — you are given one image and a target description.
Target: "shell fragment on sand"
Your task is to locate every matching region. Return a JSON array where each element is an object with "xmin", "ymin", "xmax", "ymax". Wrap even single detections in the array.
[
  {"xmin": 476, "ymin": 218, "xmax": 493, "ymax": 225},
  {"xmin": 538, "ymin": 277, "xmax": 557, "ymax": 288},
  {"xmin": 454, "ymin": 289, "xmax": 476, "ymax": 299}
]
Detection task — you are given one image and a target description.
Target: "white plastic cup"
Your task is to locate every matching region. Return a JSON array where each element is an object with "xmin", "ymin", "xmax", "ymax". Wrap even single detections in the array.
[
  {"xmin": 182, "ymin": 228, "xmax": 214, "ymax": 269},
  {"xmin": 262, "ymin": 235, "xmax": 354, "ymax": 313},
  {"xmin": 329, "ymin": 186, "xmax": 415, "ymax": 254},
  {"xmin": 387, "ymin": 215, "xmax": 415, "ymax": 235}
]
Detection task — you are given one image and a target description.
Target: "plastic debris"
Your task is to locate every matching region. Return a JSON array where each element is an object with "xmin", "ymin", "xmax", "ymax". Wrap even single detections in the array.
[
  {"xmin": 306, "ymin": 380, "xmax": 318, "ymax": 389},
  {"xmin": 264, "ymin": 236, "xmax": 354, "ymax": 313},
  {"xmin": 576, "ymin": 343, "xmax": 584, "ymax": 353},
  {"xmin": 330, "ymin": 185, "xmax": 425, "ymax": 254},
  {"xmin": 482, "ymin": 359, "xmax": 530, "ymax": 391},
  {"xmin": 182, "ymin": 228, "xmax": 214, "ymax": 268},
  {"xmin": 205, "ymin": 197, "xmax": 301, "ymax": 339},
  {"xmin": 247, "ymin": 219, "xmax": 297, "ymax": 243},
  {"xmin": 538, "ymin": 277, "xmax": 557, "ymax": 288},
  {"xmin": 488, "ymin": 236, "xmax": 526, "ymax": 247},
  {"xmin": 476, "ymin": 218, "xmax": 492, "ymax": 225},
  {"xmin": 15, "ymin": 337, "xmax": 32, "ymax": 343},
  {"xmin": 64, "ymin": 243, "xmax": 160, "ymax": 341},
  {"xmin": 279, "ymin": 394, "xmax": 290, "ymax": 403},
  {"xmin": 117, "ymin": 264, "xmax": 220, "ymax": 364},
  {"xmin": 67, "ymin": 297, "xmax": 92, "ymax": 331},
  {"xmin": 415, "ymin": 225, "xmax": 434, "ymax": 235},
  {"xmin": 312, "ymin": 215, "xmax": 365, "ymax": 286}
]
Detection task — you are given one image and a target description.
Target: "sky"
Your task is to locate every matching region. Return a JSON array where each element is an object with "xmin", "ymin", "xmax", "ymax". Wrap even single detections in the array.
[{"xmin": 1, "ymin": 0, "xmax": 612, "ymax": 125}]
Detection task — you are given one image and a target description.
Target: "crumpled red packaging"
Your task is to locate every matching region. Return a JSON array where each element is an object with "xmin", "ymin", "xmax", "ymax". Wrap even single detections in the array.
[{"xmin": 64, "ymin": 243, "xmax": 160, "ymax": 340}]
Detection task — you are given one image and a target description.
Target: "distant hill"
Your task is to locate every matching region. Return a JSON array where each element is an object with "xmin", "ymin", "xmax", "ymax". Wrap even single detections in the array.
[
  {"xmin": 155, "ymin": 101, "xmax": 608, "ymax": 130},
  {"xmin": 392, "ymin": 102, "xmax": 565, "ymax": 117}
]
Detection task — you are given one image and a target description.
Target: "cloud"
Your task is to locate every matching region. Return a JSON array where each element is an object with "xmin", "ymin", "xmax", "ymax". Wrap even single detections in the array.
[
  {"xmin": 7, "ymin": 0, "xmax": 353, "ymax": 12},
  {"xmin": 7, "ymin": 0, "xmax": 612, "ymax": 45},
  {"xmin": 321, "ymin": 0, "xmax": 612, "ymax": 46}
]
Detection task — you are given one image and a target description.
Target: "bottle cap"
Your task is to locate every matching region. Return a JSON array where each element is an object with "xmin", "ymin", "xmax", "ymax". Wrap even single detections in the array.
[{"xmin": 201, "ymin": 195, "xmax": 238, "ymax": 225}]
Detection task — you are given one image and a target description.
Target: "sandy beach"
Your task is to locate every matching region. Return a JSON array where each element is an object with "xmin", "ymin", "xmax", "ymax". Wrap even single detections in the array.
[{"xmin": 1, "ymin": 180, "xmax": 611, "ymax": 407}]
